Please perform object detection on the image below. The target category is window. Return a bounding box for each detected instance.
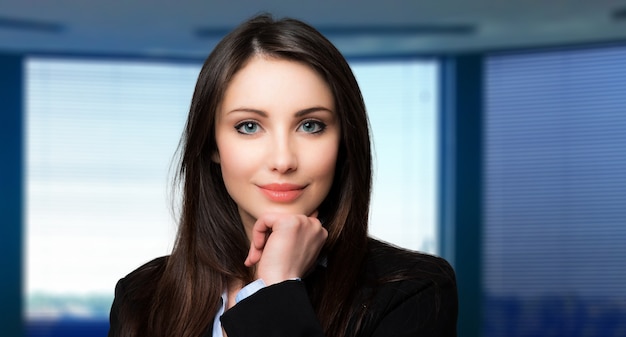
[484,45,626,336]
[25,59,197,320]
[352,61,439,253]
[25,57,439,321]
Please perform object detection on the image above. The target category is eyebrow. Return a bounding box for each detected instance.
[226,106,334,117]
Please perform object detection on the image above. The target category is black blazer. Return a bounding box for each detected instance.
[109,239,458,337]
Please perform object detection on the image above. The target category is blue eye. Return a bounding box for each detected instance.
[299,120,326,134]
[235,121,260,134]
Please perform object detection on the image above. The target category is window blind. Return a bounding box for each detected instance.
[25,58,200,319]
[484,46,626,336]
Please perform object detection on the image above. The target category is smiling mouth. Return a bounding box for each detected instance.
[258,183,305,203]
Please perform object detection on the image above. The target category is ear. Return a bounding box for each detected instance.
[211,151,220,164]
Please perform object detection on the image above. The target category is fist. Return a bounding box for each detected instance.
[244,212,328,285]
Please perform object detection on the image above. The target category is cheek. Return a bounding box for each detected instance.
[216,143,253,183]
[310,142,339,181]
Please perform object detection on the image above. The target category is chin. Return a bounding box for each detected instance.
[263,204,314,216]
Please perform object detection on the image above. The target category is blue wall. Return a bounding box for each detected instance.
[440,54,484,337]
[0,53,24,337]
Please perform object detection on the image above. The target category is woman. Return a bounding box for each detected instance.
[108,14,457,337]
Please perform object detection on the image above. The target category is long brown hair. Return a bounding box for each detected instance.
[149,14,372,336]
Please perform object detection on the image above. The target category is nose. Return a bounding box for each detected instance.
[268,133,297,173]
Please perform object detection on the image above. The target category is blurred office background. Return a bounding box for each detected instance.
[1,1,626,336]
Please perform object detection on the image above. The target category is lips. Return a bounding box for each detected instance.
[258,183,305,203]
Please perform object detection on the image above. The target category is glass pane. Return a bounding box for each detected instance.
[484,46,626,337]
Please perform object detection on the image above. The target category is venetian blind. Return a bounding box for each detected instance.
[484,45,626,336]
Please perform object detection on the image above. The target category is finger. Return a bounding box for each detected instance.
[251,216,274,249]
[245,215,275,266]
[244,245,261,267]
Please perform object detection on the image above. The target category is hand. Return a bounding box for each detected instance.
[244,212,328,286]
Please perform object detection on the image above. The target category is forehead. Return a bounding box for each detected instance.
[219,55,334,114]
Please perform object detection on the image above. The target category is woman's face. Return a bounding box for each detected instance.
[214,55,340,235]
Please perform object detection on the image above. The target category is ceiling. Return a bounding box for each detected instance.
[1,0,626,59]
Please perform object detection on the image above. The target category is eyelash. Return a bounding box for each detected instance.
[234,119,327,135]
[298,120,327,134]
[234,121,260,135]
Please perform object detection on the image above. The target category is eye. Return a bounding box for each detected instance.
[298,120,326,134]
[235,121,260,135]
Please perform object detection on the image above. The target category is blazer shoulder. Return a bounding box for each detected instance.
[124,256,168,281]
[113,257,168,315]
[109,256,169,336]
[356,239,458,335]
[365,238,456,286]
[119,256,168,296]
